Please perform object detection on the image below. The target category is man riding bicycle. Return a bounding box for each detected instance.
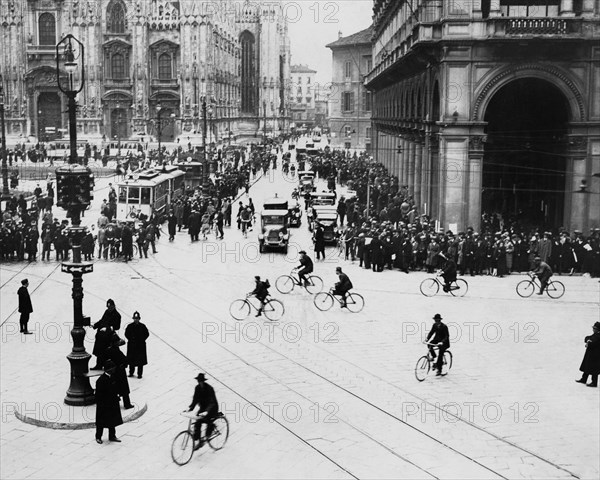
[187,373,218,450]
[531,256,553,295]
[437,253,457,292]
[296,250,314,287]
[426,314,450,376]
[249,275,270,317]
[333,267,353,308]
[240,206,252,236]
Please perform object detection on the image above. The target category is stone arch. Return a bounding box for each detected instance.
[473,64,585,122]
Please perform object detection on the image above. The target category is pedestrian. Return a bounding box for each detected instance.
[313,224,325,260]
[125,311,149,379]
[17,279,33,334]
[426,314,450,376]
[575,321,600,388]
[167,210,177,241]
[94,360,123,444]
[105,333,134,409]
[91,299,122,370]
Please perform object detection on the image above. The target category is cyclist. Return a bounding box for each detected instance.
[437,253,457,292]
[249,275,270,317]
[531,256,553,295]
[187,373,219,450]
[239,206,252,236]
[426,314,450,376]
[333,266,353,308]
[296,250,314,287]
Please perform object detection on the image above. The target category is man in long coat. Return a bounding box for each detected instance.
[95,360,123,444]
[125,311,149,379]
[105,333,134,409]
[576,321,600,387]
[17,279,33,334]
[91,299,122,370]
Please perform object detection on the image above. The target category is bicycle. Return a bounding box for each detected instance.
[275,269,323,294]
[414,343,453,381]
[171,411,229,466]
[419,274,468,297]
[106,239,139,261]
[229,295,285,321]
[516,272,565,299]
[336,235,346,257]
[313,288,364,313]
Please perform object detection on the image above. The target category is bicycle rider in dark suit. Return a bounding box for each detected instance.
[296,250,314,286]
[250,276,270,317]
[438,253,457,292]
[187,373,219,450]
[426,314,450,376]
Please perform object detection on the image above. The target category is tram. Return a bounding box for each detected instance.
[116,165,185,222]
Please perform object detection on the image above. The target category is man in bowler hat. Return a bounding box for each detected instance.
[576,322,600,387]
[426,314,450,375]
[95,360,123,444]
[125,311,149,379]
[17,279,33,334]
[91,299,122,370]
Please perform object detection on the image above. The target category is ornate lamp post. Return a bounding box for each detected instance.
[263,101,267,142]
[0,72,9,201]
[55,34,95,406]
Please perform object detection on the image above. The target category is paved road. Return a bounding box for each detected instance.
[1,152,599,479]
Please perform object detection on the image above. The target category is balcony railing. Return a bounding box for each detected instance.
[506,18,567,34]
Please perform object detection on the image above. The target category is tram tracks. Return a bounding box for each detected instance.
[119,254,580,479]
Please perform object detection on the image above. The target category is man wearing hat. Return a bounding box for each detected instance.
[125,311,149,379]
[426,314,450,375]
[531,257,553,295]
[575,322,600,387]
[295,250,314,287]
[188,373,219,449]
[17,279,33,334]
[95,360,123,444]
[438,253,457,292]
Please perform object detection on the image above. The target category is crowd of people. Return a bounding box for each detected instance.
[302,148,600,278]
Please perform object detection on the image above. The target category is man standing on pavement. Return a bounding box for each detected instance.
[575,321,600,387]
[17,279,33,334]
[426,314,450,376]
[125,311,149,379]
[95,360,123,444]
[187,373,219,450]
[91,299,122,370]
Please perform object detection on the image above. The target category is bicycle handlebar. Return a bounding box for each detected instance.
[423,342,444,347]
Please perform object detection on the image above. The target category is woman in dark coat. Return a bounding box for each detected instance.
[125,311,149,379]
[576,322,600,387]
[105,333,133,409]
[95,360,123,444]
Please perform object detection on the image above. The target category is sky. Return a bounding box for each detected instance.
[286,0,373,84]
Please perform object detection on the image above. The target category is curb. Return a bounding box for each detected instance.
[15,402,148,430]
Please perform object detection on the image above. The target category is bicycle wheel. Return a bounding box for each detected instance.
[264,299,284,321]
[419,278,439,297]
[132,244,139,257]
[314,292,334,311]
[516,280,535,298]
[108,244,117,261]
[171,431,195,466]
[440,351,453,376]
[275,275,295,294]
[546,280,565,299]
[229,299,251,321]
[450,279,468,297]
[207,415,229,451]
[305,275,324,294]
[345,292,364,313]
[415,356,430,382]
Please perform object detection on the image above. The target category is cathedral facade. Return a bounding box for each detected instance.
[0,0,291,145]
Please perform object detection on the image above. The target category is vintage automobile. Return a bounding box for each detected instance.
[263,197,288,211]
[313,209,338,245]
[298,172,316,194]
[310,191,336,206]
[288,203,302,228]
[258,210,290,253]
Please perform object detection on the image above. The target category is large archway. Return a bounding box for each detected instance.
[240,30,257,115]
[482,78,570,231]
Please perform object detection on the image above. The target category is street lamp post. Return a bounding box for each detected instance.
[55,34,95,406]
[0,73,9,201]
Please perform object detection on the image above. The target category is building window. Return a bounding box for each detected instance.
[500,1,559,17]
[342,92,354,112]
[38,13,56,46]
[307,77,311,84]
[363,90,372,112]
[366,127,372,139]
[344,142,351,149]
[345,61,352,79]
[366,58,372,72]
[111,53,126,78]
[297,77,302,84]
[158,53,172,80]
[305,97,311,104]
[107,1,126,33]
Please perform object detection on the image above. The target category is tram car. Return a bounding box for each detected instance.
[175,161,204,189]
[116,165,185,222]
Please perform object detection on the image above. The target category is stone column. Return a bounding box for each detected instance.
[414,138,423,210]
[560,0,575,16]
[439,131,469,231]
[407,136,416,197]
[489,1,501,17]
[399,137,407,186]
[404,139,412,190]
[468,135,485,231]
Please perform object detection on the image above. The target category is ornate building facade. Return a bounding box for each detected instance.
[0,0,290,145]
[365,0,600,233]
[326,26,372,151]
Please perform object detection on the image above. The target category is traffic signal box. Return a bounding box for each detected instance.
[55,164,94,209]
